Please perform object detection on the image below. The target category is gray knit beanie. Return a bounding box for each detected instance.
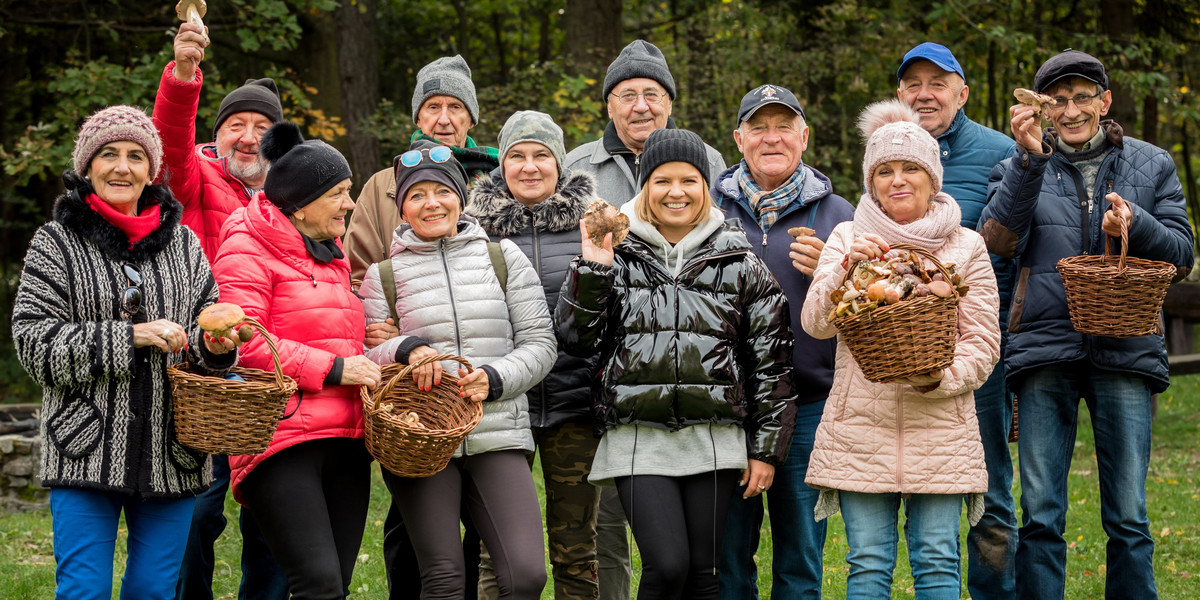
[412,55,479,125]
[73,105,164,182]
[498,111,566,176]
[637,128,709,189]
[602,40,677,102]
[858,99,943,203]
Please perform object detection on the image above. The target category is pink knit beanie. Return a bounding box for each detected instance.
[858,99,942,203]
[72,105,163,182]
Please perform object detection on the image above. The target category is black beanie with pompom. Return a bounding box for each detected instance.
[261,122,352,215]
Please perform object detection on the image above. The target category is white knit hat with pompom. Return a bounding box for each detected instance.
[858,99,942,203]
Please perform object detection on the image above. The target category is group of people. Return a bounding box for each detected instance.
[12,17,1192,600]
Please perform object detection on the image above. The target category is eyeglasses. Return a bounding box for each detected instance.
[1045,91,1103,114]
[610,91,667,106]
[397,145,453,168]
[121,263,143,320]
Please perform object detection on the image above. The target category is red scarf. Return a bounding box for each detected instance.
[85,193,161,247]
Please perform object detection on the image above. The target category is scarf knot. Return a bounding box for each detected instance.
[738,163,805,232]
[851,191,962,252]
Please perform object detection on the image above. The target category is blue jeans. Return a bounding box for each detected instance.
[719,399,825,600]
[1014,362,1157,600]
[51,487,196,600]
[840,491,964,600]
[966,362,1017,600]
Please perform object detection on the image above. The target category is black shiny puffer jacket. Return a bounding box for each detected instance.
[466,169,601,429]
[556,219,797,465]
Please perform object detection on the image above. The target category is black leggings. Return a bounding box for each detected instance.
[240,438,372,600]
[382,449,547,600]
[614,470,741,600]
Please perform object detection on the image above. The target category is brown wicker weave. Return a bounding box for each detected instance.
[169,317,297,455]
[363,354,483,478]
[1057,218,1175,338]
[833,244,961,383]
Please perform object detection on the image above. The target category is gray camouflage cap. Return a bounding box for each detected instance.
[498,110,566,175]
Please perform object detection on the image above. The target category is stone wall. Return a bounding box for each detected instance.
[0,404,47,512]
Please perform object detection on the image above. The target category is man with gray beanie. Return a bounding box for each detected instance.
[979,49,1193,600]
[564,39,725,209]
[346,54,500,288]
[151,20,288,600]
[562,38,725,600]
[896,41,1018,600]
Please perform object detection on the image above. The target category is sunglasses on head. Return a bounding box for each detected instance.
[121,263,143,320]
[397,145,453,169]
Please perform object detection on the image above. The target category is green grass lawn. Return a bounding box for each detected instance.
[3,375,1198,599]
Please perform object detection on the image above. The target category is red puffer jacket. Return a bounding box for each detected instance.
[153,62,256,262]
[212,193,366,502]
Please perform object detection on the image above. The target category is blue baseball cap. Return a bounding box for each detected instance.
[897,42,966,83]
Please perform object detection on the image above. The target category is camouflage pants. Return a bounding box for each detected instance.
[479,421,601,599]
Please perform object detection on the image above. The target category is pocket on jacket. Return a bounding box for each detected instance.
[46,392,103,459]
[1008,267,1030,333]
[167,418,205,475]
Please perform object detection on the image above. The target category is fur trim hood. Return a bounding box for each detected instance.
[52,171,183,262]
[466,169,598,236]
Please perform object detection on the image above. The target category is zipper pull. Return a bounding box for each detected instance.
[310,274,317,287]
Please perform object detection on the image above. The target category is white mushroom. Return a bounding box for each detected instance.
[176,0,209,44]
[1013,87,1057,117]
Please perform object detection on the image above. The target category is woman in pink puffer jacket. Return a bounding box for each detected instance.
[800,100,1000,599]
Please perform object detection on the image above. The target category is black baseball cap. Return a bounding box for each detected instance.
[737,84,805,127]
[1034,50,1109,93]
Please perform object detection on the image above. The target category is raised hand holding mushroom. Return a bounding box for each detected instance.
[175,0,209,44]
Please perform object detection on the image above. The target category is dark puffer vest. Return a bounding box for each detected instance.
[466,169,601,428]
[556,219,797,464]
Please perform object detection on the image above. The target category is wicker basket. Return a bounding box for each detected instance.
[169,318,297,455]
[363,353,483,478]
[1057,219,1175,338]
[833,244,960,383]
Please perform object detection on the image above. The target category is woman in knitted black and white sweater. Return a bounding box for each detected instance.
[12,106,239,600]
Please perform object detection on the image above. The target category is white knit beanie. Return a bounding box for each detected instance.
[858,99,942,203]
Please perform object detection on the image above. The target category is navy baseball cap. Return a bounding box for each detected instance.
[897,42,966,83]
[737,84,805,126]
[1034,50,1109,93]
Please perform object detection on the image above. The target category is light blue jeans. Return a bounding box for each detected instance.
[840,491,964,600]
[1014,362,1157,600]
[51,486,195,600]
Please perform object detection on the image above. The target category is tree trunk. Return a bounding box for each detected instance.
[563,0,623,79]
[491,8,509,85]
[334,0,381,190]
[1100,0,1137,128]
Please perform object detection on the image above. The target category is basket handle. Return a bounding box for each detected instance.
[838,242,955,291]
[1102,211,1131,275]
[240,317,288,390]
[368,353,476,416]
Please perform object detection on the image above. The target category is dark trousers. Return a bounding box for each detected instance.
[240,438,372,600]
[175,454,288,600]
[382,486,482,600]
[615,470,740,600]
[383,450,547,600]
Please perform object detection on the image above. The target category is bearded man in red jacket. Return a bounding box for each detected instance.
[151,21,289,600]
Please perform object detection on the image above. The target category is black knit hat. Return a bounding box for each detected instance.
[602,40,677,102]
[637,128,709,189]
[260,122,352,215]
[212,78,285,140]
[393,140,470,209]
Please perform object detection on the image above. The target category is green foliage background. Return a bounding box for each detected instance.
[2,0,1200,400]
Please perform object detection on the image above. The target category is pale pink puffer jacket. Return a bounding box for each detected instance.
[801,222,999,495]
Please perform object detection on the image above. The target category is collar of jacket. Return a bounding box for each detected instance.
[466,169,598,236]
[937,109,969,142]
[241,192,349,275]
[53,178,182,262]
[621,216,752,274]
[390,215,489,256]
